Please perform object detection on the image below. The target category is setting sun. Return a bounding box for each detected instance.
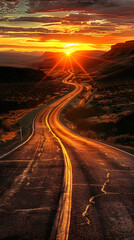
[66,51,71,56]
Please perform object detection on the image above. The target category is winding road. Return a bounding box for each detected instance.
[0,71,134,240]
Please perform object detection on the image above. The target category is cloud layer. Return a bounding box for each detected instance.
[0,0,134,52]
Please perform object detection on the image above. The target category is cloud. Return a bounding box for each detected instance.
[91,21,114,26]
[75,25,115,34]
[0,26,59,34]
[1,1,134,20]
[65,12,96,22]
[5,13,97,24]
[0,0,134,51]
[26,0,134,13]
[9,16,62,23]
[1,1,134,28]
[27,0,95,13]
[0,0,21,12]
[25,0,134,30]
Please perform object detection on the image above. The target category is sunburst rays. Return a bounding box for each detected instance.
[39,50,97,83]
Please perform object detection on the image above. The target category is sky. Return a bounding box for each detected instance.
[0,0,134,53]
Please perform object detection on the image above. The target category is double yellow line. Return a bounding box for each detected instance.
[45,110,72,240]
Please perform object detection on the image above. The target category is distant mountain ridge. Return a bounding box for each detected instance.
[0,40,134,71]
[36,50,106,69]
[91,40,134,82]
[102,40,134,61]
[0,52,44,68]
[0,50,106,69]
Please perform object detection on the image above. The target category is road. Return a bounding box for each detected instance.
[0,71,134,240]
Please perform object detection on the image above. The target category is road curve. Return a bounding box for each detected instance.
[0,71,134,240]
[0,71,83,240]
[47,72,134,240]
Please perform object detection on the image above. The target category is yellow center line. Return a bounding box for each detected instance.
[44,71,82,239]
[45,110,72,240]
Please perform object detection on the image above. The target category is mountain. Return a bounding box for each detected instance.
[35,50,106,70]
[73,50,106,58]
[36,42,134,79]
[102,40,134,61]
[36,52,64,69]
[0,51,44,68]
[89,40,134,82]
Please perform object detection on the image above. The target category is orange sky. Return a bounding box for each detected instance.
[0,0,134,53]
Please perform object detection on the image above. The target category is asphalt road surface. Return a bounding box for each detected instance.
[0,71,134,240]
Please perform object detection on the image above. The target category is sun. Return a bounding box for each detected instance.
[65,51,71,56]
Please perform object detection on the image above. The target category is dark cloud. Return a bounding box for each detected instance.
[9,16,62,23]
[1,0,134,45]
[65,13,98,22]
[94,6,134,18]
[0,0,21,12]
[7,13,98,25]
[75,25,115,34]
[1,0,134,18]
[27,0,134,13]
[0,26,59,34]
[27,0,95,13]
[0,23,115,38]
[18,1,134,29]
[1,0,134,27]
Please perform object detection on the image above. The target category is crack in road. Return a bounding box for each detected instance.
[82,169,110,225]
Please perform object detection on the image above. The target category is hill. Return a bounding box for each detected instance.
[89,40,134,82]
[102,40,134,60]
[0,51,44,68]
[36,50,106,70]
[0,66,45,84]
